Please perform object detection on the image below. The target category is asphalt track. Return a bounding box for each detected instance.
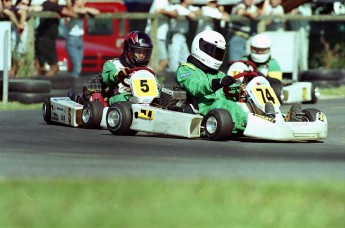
[1,98,344,180]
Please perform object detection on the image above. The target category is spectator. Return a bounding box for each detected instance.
[289,3,312,71]
[34,0,75,77]
[1,0,24,32]
[262,0,285,31]
[227,0,261,62]
[65,0,99,78]
[167,0,200,72]
[145,0,177,73]
[196,0,229,35]
[1,0,27,77]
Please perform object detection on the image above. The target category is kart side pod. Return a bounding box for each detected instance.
[130,104,203,138]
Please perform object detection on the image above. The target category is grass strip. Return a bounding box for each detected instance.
[0,179,344,227]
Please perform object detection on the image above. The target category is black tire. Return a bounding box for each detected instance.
[302,83,318,104]
[269,80,283,104]
[203,109,233,141]
[300,69,345,81]
[43,96,53,124]
[34,75,76,89]
[302,108,321,122]
[106,101,137,135]
[304,79,342,88]
[82,101,104,129]
[5,79,52,93]
[67,88,80,103]
[8,92,49,104]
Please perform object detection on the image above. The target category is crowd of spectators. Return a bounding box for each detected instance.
[0,0,342,77]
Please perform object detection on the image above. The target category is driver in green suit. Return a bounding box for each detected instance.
[175,30,248,133]
[101,31,153,105]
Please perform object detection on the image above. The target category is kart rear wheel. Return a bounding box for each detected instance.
[106,101,138,136]
[302,108,321,122]
[82,101,104,129]
[42,96,52,124]
[203,109,233,141]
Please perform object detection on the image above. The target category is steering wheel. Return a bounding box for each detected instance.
[223,61,259,97]
[120,67,156,87]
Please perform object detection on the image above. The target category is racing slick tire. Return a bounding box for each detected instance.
[43,96,53,124]
[106,101,138,136]
[302,83,318,104]
[302,108,322,122]
[82,101,104,129]
[203,108,233,141]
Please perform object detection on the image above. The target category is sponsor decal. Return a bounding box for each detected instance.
[57,107,65,112]
[52,113,59,122]
[138,109,154,120]
[179,72,191,78]
[318,112,325,122]
[68,108,71,125]
[252,113,276,123]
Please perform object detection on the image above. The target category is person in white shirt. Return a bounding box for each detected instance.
[196,0,229,35]
[228,0,261,62]
[262,0,285,31]
[145,0,177,72]
[66,0,99,78]
[167,0,200,72]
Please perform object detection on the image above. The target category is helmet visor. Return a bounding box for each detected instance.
[199,39,225,62]
[130,45,153,63]
[251,46,270,54]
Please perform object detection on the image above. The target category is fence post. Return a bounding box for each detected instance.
[149,16,159,72]
[1,22,11,106]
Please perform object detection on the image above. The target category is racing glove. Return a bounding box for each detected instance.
[116,67,130,81]
[211,76,236,92]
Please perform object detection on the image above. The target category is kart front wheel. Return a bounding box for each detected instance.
[106,101,138,136]
[82,101,104,129]
[42,97,52,124]
[203,109,233,141]
[302,108,322,122]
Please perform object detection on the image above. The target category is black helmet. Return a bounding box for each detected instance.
[122,31,153,67]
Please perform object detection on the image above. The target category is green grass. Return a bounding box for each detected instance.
[319,85,345,96]
[0,179,344,227]
[0,101,42,111]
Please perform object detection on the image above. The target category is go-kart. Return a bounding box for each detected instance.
[227,61,320,104]
[43,73,111,129]
[212,61,327,141]
[42,67,204,138]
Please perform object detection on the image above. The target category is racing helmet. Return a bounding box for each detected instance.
[227,61,252,82]
[191,30,226,70]
[122,31,153,67]
[250,33,272,63]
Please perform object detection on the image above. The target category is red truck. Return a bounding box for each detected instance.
[56,0,129,74]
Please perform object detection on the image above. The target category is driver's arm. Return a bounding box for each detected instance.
[101,61,121,87]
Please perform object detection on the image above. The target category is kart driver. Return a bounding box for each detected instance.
[240,33,302,121]
[101,31,153,105]
[175,30,249,134]
[241,33,282,94]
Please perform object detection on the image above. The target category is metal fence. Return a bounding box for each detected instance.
[2,12,345,75]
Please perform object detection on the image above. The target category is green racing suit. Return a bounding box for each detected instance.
[176,62,248,132]
[101,59,132,105]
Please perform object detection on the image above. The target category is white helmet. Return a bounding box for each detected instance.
[250,33,272,63]
[227,61,252,82]
[191,30,226,70]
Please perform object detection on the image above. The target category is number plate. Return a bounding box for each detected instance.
[252,85,280,105]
